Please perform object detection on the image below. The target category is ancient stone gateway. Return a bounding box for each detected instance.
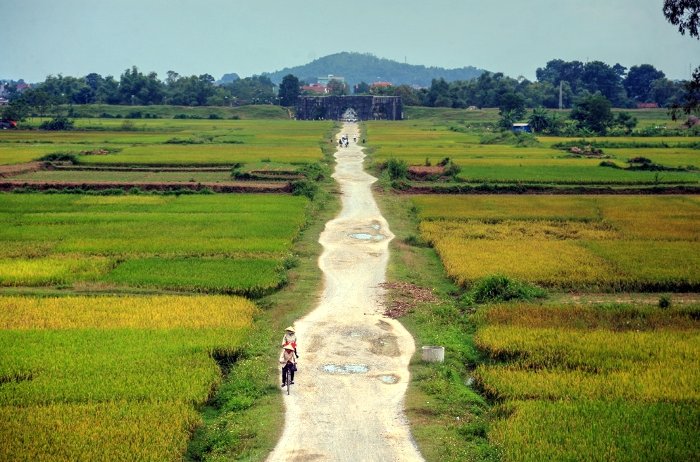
[295,95,403,121]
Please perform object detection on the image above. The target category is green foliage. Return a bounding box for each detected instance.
[291,179,319,200]
[384,158,408,180]
[278,74,301,107]
[570,93,614,134]
[465,275,546,305]
[659,294,672,309]
[38,152,79,163]
[39,116,74,130]
[528,107,562,134]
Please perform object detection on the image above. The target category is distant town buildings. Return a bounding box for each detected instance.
[301,83,328,94]
[317,74,345,85]
[370,81,393,90]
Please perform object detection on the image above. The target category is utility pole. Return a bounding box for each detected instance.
[559,80,563,110]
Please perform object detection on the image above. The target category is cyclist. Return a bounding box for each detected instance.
[279,344,297,387]
[282,326,299,358]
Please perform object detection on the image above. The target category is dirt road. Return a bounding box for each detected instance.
[266,123,424,462]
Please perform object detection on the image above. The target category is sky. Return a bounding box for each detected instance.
[1,0,698,83]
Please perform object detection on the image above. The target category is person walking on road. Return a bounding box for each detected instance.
[280,344,297,387]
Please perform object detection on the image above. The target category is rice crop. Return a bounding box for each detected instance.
[0,256,112,286]
[474,302,700,461]
[12,169,235,183]
[0,194,307,292]
[0,119,333,166]
[105,257,285,296]
[489,400,700,462]
[0,295,255,461]
[413,195,700,291]
[0,401,199,462]
[364,117,700,185]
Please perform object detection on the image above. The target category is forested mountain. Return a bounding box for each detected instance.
[264,52,485,87]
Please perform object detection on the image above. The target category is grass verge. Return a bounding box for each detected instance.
[376,191,498,462]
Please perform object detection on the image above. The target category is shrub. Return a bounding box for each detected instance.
[599,161,620,169]
[290,179,318,199]
[299,162,328,181]
[39,116,74,130]
[658,295,671,309]
[385,158,408,180]
[39,153,79,163]
[465,275,546,305]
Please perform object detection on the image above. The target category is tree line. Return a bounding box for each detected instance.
[1,66,277,116]
[362,60,688,110]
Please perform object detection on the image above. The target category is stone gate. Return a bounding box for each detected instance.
[295,95,403,121]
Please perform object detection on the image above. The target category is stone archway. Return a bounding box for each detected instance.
[341,108,358,122]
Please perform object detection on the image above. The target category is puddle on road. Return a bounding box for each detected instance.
[349,233,386,241]
[378,374,399,384]
[322,364,369,374]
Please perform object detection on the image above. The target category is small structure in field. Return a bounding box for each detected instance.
[512,123,531,133]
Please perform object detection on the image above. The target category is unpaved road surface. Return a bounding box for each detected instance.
[267,123,424,462]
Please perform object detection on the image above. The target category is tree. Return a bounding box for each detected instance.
[498,91,526,120]
[96,76,120,104]
[663,0,700,116]
[326,79,348,96]
[278,74,300,107]
[354,81,370,94]
[614,112,638,134]
[570,93,614,134]
[528,108,552,133]
[581,61,628,106]
[425,78,449,106]
[651,78,685,106]
[23,88,55,116]
[1,98,30,121]
[536,59,585,94]
[118,66,164,105]
[663,0,700,37]
[225,75,275,104]
[624,64,665,102]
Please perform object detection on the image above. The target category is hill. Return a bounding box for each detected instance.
[263,52,485,88]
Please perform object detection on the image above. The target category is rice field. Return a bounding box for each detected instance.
[0,295,256,461]
[365,117,700,185]
[0,119,333,166]
[0,194,308,294]
[473,302,700,461]
[413,195,700,291]
[9,169,235,183]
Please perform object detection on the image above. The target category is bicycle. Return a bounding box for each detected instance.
[285,364,292,395]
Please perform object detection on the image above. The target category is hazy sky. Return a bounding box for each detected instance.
[2,0,698,83]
